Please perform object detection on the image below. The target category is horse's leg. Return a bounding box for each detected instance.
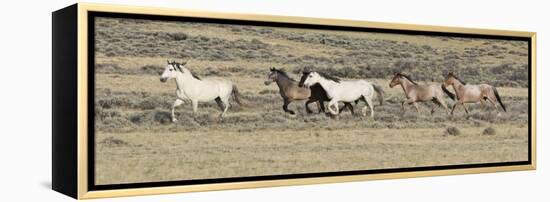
[436,96,449,114]
[348,102,355,115]
[215,97,224,111]
[318,101,326,113]
[305,99,314,114]
[412,103,420,113]
[451,103,458,115]
[327,100,338,115]
[220,97,230,119]
[337,103,347,114]
[461,102,470,114]
[480,99,486,111]
[363,96,374,118]
[171,99,184,122]
[401,98,414,113]
[337,103,345,114]
[451,102,458,115]
[340,102,354,115]
[191,100,199,119]
[430,100,438,115]
[486,96,499,112]
[283,99,295,115]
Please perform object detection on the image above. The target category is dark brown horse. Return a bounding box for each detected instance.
[264,68,353,115]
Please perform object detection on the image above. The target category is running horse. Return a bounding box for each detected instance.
[443,72,506,115]
[389,72,454,114]
[298,69,357,114]
[264,68,354,115]
[302,71,384,117]
[160,60,243,122]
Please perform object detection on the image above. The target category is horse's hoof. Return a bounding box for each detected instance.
[172,118,178,123]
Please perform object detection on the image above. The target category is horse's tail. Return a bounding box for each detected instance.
[492,86,506,112]
[372,84,384,105]
[441,84,455,100]
[232,85,244,106]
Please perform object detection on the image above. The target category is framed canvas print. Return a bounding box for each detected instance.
[52,3,536,199]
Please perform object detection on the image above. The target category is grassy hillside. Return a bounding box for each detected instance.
[93,17,530,185]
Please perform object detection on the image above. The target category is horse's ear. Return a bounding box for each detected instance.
[303,66,311,73]
[167,60,170,64]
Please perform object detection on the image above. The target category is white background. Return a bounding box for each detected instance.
[0,0,547,201]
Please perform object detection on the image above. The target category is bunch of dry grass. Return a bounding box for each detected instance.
[482,127,497,135]
[445,127,461,136]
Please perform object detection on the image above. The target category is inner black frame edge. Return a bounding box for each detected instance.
[87,11,533,191]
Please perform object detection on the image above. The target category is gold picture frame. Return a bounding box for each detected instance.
[52,3,536,199]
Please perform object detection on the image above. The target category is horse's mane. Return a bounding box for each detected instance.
[175,63,201,80]
[317,71,340,83]
[271,68,295,81]
[191,72,201,80]
[399,73,417,85]
[450,74,466,85]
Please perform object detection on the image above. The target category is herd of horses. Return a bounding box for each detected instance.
[160,60,507,122]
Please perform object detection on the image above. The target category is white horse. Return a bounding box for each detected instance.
[302,71,383,117]
[160,61,242,122]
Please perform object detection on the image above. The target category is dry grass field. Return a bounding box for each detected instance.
[94,17,529,185]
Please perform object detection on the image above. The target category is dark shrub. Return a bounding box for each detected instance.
[154,111,172,124]
[482,127,496,135]
[445,127,460,136]
[167,32,188,41]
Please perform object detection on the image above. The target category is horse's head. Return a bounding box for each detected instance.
[160,60,187,82]
[265,67,285,85]
[298,71,310,87]
[302,71,321,87]
[443,72,455,87]
[389,72,403,88]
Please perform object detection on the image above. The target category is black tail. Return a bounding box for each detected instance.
[441,84,455,100]
[232,85,243,106]
[373,84,384,105]
[492,86,506,112]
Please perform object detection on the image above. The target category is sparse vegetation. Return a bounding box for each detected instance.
[446,127,461,136]
[483,127,497,136]
[93,17,530,185]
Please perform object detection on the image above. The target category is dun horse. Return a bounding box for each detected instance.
[160,61,243,122]
[443,72,506,115]
[389,72,454,114]
[264,68,353,115]
[302,71,384,117]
